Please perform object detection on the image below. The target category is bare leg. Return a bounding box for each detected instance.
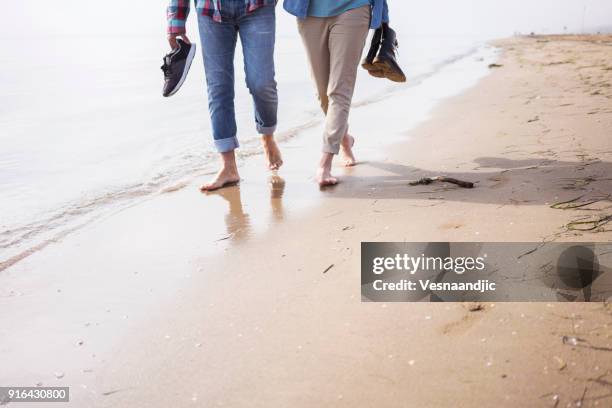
[341,133,356,167]
[200,150,241,192]
[261,134,283,171]
[316,152,338,187]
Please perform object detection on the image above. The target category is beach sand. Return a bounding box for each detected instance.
[1,35,612,407]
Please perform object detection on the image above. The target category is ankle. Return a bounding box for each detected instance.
[261,134,275,144]
[221,163,238,174]
[219,158,238,173]
[319,153,334,169]
[219,150,238,173]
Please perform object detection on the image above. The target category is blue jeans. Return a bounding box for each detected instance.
[197,3,278,153]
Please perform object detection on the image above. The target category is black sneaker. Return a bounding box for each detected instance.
[161,39,196,97]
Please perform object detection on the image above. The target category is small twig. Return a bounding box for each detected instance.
[518,242,546,259]
[577,386,587,407]
[102,388,131,396]
[567,215,612,231]
[586,373,612,388]
[562,335,612,352]
[215,233,234,242]
[539,392,560,408]
[409,176,474,189]
[551,194,611,210]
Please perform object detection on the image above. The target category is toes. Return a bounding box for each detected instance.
[342,153,356,167]
[200,178,238,192]
[268,158,283,171]
[200,182,221,192]
[319,177,338,187]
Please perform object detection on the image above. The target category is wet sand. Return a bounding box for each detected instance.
[1,35,612,407]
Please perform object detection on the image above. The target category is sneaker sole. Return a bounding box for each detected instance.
[375,59,406,83]
[165,44,197,97]
[362,61,385,78]
[361,61,376,71]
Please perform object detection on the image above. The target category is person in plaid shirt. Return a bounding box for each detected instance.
[167,0,282,191]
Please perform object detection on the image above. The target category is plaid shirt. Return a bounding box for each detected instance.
[167,0,275,34]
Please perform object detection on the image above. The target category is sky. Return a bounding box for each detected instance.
[3,0,612,39]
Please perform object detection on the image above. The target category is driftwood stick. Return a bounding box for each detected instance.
[409,176,474,189]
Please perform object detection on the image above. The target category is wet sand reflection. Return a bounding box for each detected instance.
[206,175,286,242]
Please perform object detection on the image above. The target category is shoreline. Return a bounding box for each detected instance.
[1,35,611,407]
[0,40,496,273]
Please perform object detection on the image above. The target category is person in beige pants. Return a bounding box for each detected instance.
[297,5,371,186]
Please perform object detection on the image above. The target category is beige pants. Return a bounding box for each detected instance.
[297,5,371,154]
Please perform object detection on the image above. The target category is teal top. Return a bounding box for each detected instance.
[307,0,371,18]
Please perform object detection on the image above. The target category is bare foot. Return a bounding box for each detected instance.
[341,134,356,167]
[317,153,338,187]
[200,167,240,192]
[262,135,283,171]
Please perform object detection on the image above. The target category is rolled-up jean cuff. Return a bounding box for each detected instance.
[214,136,240,153]
[322,144,340,155]
[257,124,277,135]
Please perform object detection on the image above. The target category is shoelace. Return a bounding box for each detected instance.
[393,39,400,56]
